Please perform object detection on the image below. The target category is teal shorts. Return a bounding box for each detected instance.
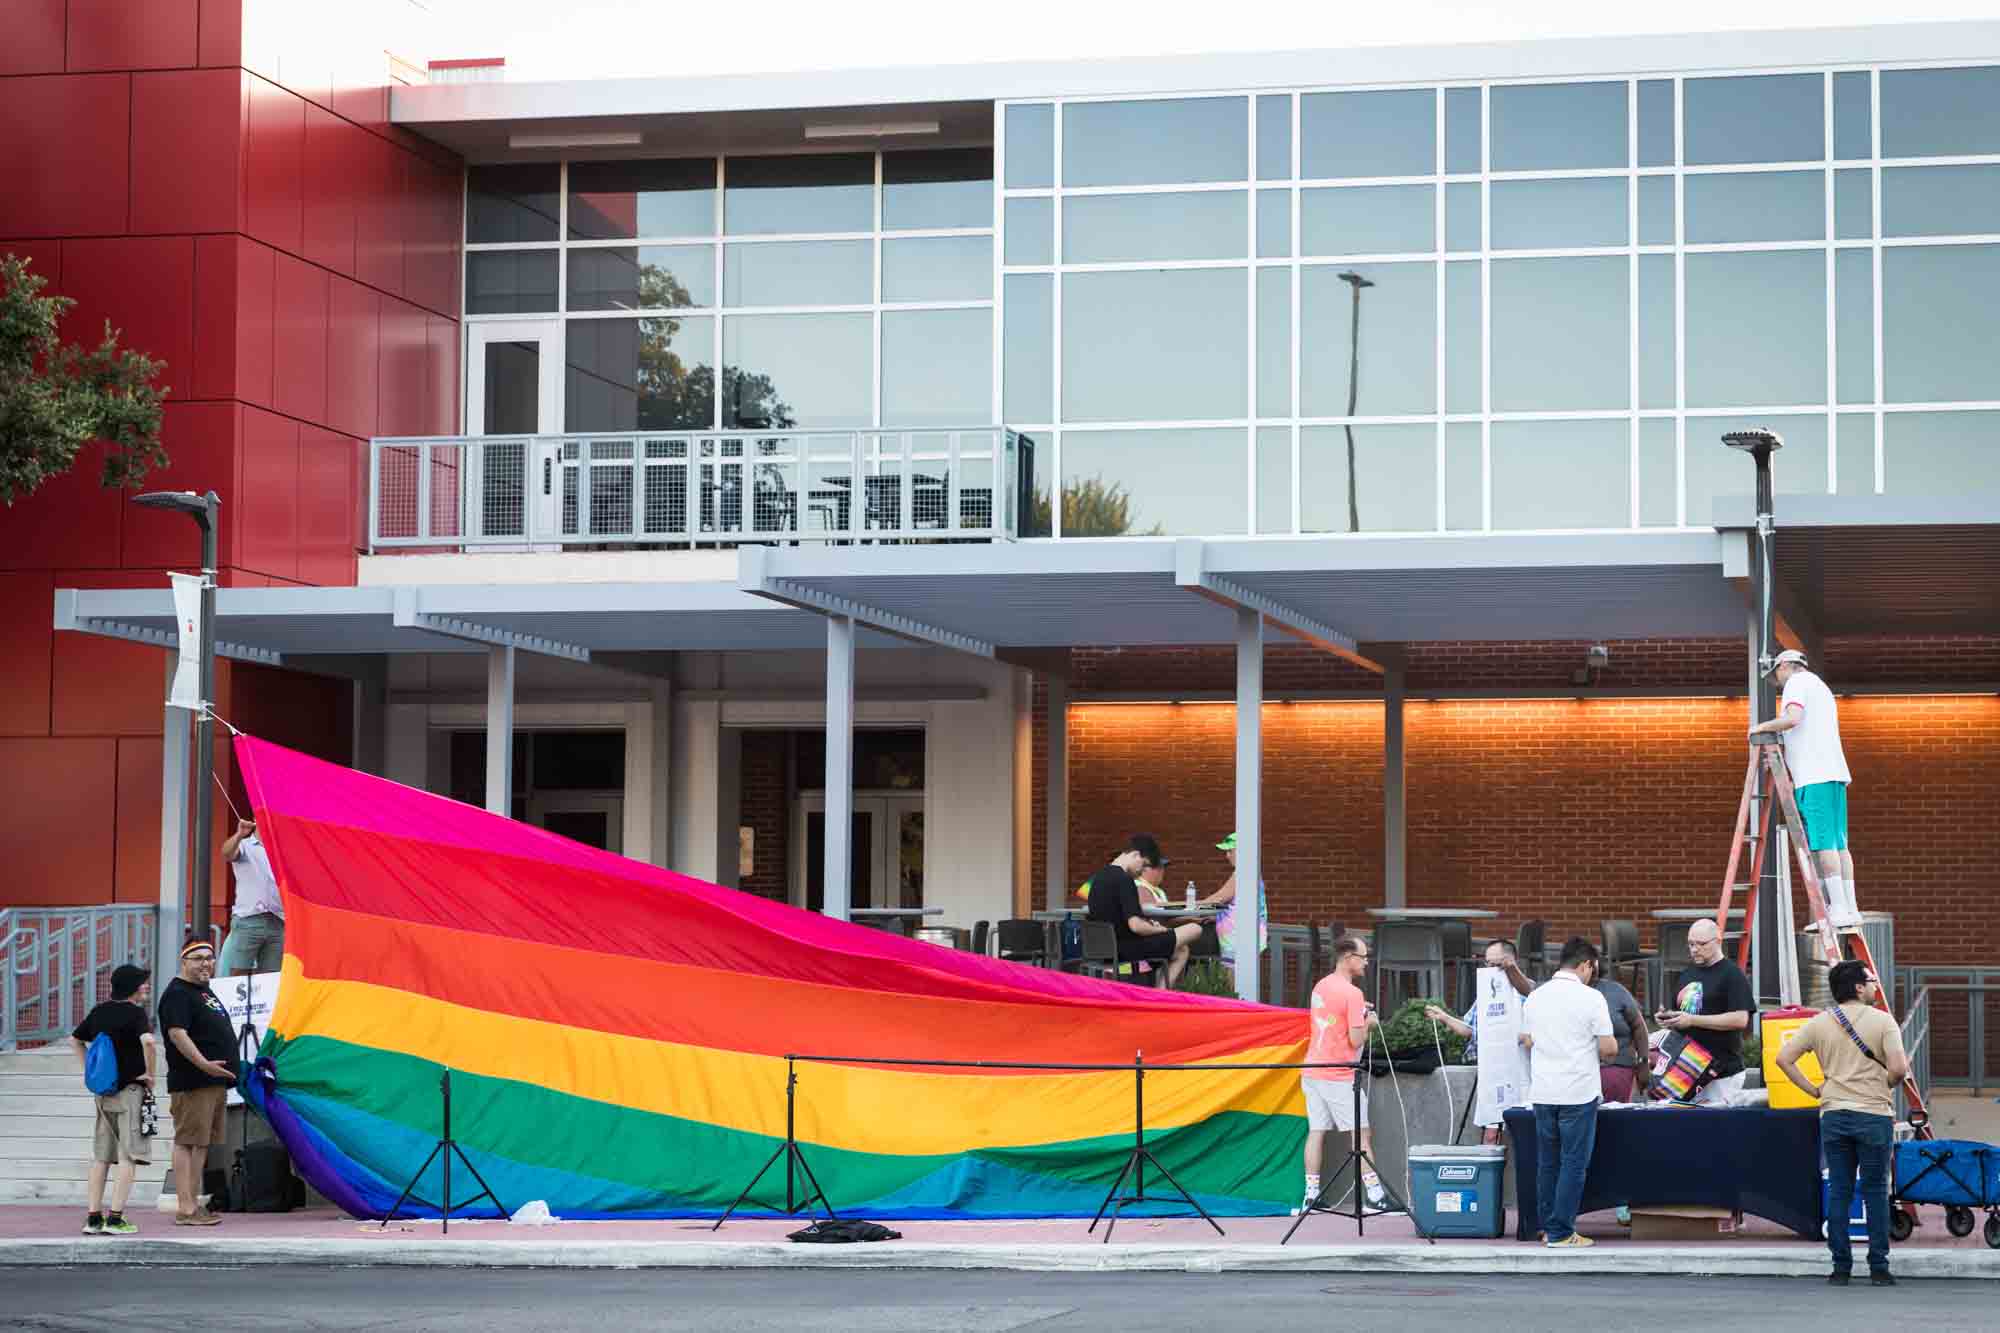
[1796,781,1849,852]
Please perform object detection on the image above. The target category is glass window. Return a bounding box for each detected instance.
[1003,274,1052,422]
[1836,248,1872,406]
[1445,182,1480,253]
[467,164,559,244]
[1301,89,1434,179]
[1444,87,1481,174]
[882,308,991,426]
[1638,80,1675,168]
[1884,244,2000,403]
[1059,428,1247,535]
[1639,253,1674,411]
[1063,97,1247,187]
[1833,71,1872,161]
[564,315,714,432]
[1684,415,1827,524]
[1638,175,1673,245]
[1257,426,1290,532]
[722,241,871,307]
[724,154,873,235]
[1835,168,1873,240]
[567,244,715,312]
[1490,419,1628,529]
[1443,422,1480,530]
[1881,66,2000,158]
[1884,164,2000,238]
[882,148,992,230]
[465,249,557,314]
[1837,413,1875,494]
[1301,424,1436,533]
[1685,250,1826,408]
[1258,266,1289,418]
[1257,189,1291,258]
[1444,261,1479,415]
[567,159,714,240]
[1004,197,1052,265]
[1257,95,1292,181]
[1490,82,1626,171]
[1300,262,1435,417]
[1062,268,1246,422]
[1685,171,1824,244]
[1004,104,1054,189]
[1491,256,1628,412]
[1301,185,1433,256]
[1062,190,1247,263]
[1685,74,1823,165]
[1639,418,1676,525]
[1490,178,1625,249]
[722,313,871,428]
[1884,411,1999,497]
[882,236,991,303]
[1018,430,1051,536]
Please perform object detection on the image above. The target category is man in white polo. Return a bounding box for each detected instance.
[1750,649,1859,928]
[1520,937,1615,1248]
[219,817,285,975]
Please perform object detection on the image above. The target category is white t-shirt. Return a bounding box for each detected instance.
[230,833,284,920]
[1521,970,1612,1106]
[1779,668,1852,787]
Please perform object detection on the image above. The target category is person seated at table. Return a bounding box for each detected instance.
[1425,939,1535,1144]
[1197,832,1267,971]
[1075,854,1170,978]
[1082,834,1202,987]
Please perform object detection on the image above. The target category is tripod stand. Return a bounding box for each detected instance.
[1088,1052,1225,1244]
[1280,1070,1432,1244]
[380,1068,507,1234]
[713,1057,836,1230]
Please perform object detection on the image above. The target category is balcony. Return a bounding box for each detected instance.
[367,429,1025,552]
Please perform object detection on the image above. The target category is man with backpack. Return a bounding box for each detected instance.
[69,963,159,1235]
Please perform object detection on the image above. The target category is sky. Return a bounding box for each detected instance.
[422,0,2000,83]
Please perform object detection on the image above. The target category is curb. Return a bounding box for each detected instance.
[1,1238,1994,1277]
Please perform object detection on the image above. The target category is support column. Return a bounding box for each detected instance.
[485,645,516,816]
[157,654,191,996]
[1044,673,1069,911]
[1383,656,1407,909]
[823,615,856,920]
[1234,607,1262,1002]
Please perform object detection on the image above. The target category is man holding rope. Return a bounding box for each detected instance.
[1300,937,1387,1213]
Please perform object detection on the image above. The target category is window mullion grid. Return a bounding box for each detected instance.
[713,156,726,430]
[1479,82,1492,531]
[1823,71,1838,495]
[1291,90,1302,535]
[992,104,1006,442]
[1246,95,1258,535]
[1434,85,1447,533]
[1871,67,1886,493]
[873,150,884,434]
[1673,75,1687,529]
[1052,101,1065,538]
[1627,79,1640,530]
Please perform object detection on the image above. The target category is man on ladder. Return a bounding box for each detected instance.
[1749,649,1861,933]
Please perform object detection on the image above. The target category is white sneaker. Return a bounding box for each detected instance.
[1364,1176,1387,1209]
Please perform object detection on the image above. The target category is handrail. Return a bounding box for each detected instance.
[1900,985,1931,1120]
[0,906,158,1051]
[1902,968,1998,1099]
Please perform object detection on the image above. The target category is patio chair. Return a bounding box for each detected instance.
[1599,918,1658,1006]
[1658,920,1696,1005]
[993,919,1048,967]
[1439,919,1474,1009]
[1075,921,1119,981]
[1373,921,1445,1011]
[970,919,990,957]
[1264,924,1316,1007]
[1515,919,1550,983]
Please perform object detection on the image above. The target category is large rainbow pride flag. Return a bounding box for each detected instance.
[236,735,1311,1219]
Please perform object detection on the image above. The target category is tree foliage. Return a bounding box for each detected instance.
[1030,474,1165,538]
[0,254,168,505]
[627,263,795,432]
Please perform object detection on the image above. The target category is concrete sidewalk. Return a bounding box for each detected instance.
[2,1205,1994,1277]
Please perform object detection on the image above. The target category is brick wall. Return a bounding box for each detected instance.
[737,729,790,903]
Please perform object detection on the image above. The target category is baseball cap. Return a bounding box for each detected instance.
[1215,832,1237,851]
[110,964,150,999]
[1761,648,1809,678]
[1125,833,1168,867]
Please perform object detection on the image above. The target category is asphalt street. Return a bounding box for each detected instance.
[2,1268,1992,1331]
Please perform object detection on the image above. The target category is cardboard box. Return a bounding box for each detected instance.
[1628,1205,1738,1241]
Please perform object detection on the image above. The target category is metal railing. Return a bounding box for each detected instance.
[2,906,158,1051]
[1902,968,2000,1099]
[1900,984,1931,1120]
[369,428,1024,551]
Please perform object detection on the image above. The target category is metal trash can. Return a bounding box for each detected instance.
[1407,1144,1507,1238]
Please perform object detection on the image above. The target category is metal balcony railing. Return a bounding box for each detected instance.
[368,428,1025,552]
[2,906,158,1051]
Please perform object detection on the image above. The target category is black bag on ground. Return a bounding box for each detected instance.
[787,1218,902,1243]
[202,1166,233,1211]
[231,1140,303,1213]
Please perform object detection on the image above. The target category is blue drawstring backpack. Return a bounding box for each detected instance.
[82,1033,120,1095]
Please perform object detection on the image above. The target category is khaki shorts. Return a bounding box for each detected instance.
[1303,1076,1369,1132]
[169,1085,227,1147]
[92,1085,151,1165]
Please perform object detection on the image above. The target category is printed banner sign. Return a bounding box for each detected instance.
[218,970,281,1105]
[167,572,204,711]
[1473,966,1529,1126]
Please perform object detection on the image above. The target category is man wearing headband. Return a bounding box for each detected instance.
[157,940,238,1225]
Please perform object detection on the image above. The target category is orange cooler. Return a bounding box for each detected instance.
[1761,1006,1823,1109]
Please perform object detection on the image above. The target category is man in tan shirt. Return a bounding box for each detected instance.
[1776,960,1910,1287]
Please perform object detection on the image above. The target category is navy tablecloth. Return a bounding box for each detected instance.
[1503,1105,1823,1240]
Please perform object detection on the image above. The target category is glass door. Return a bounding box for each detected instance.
[794,794,926,914]
[466,319,562,542]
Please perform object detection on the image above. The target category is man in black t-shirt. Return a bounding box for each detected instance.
[1658,917,1756,1104]
[1083,834,1204,986]
[157,940,239,1226]
[70,963,158,1235]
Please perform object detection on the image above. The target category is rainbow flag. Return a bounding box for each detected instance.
[236,737,1311,1219]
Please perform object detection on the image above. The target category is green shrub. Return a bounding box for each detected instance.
[1378,997,1470,1063]
[1174,959,1240,997]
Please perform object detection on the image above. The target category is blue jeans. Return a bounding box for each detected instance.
[1822,1109,1893,1273]
[221,912,284,976]
[1535,1099,1600,1242]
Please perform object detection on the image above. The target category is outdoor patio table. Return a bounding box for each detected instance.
[849,907,944,920]
[1650,908,1747,920]
[1503,1104,1822,1240]
[1141,904,1220,918]
[1366,908,1499,920]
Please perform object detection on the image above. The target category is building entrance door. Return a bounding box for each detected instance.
[528,795,624,853]
[793,793,924,915]
[465,318,562,541]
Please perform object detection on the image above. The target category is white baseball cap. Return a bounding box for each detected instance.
[1762,648,1809,677]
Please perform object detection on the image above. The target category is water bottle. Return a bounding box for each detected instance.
[1185,881,1197,909]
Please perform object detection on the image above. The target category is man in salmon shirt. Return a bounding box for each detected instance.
[1300,936,1386,1213]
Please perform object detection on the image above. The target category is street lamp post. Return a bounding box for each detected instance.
[1724,429,1783,1003]
[1337,271,1375,533]
[134,490,221,944]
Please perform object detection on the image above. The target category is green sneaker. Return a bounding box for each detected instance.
[100,1215,138,1235]
[81,1213,104,1236]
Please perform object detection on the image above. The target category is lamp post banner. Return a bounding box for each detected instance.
[167,572,204,711]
